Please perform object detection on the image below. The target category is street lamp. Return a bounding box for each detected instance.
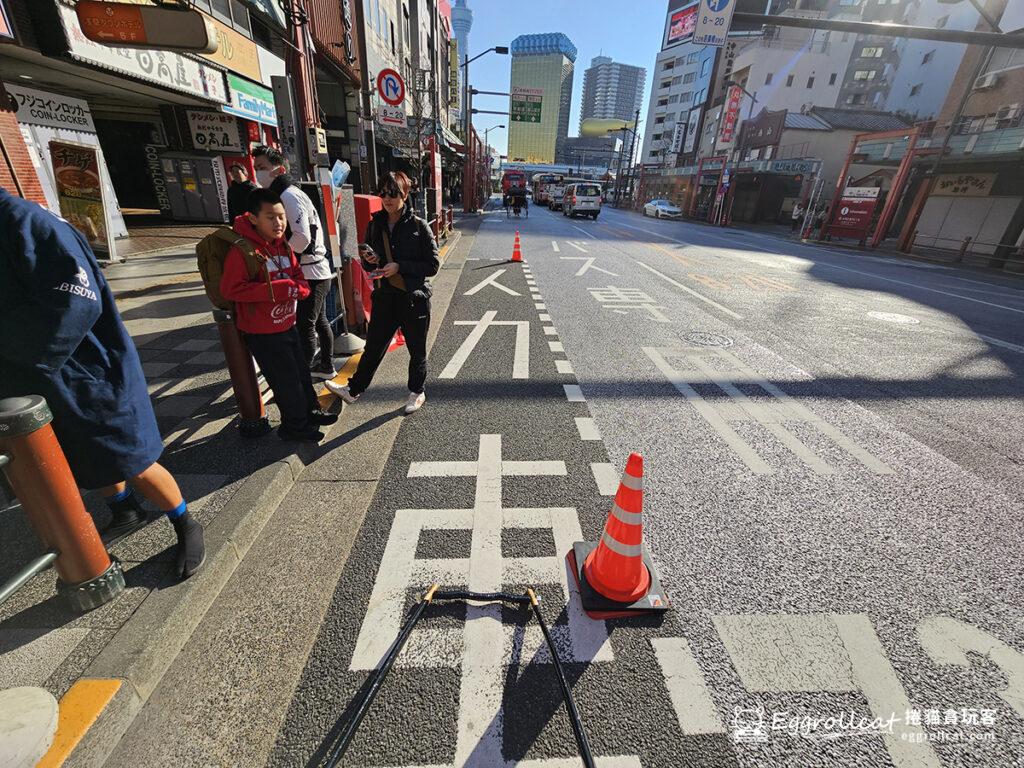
[462,46,509,139]
[460,46,509,212]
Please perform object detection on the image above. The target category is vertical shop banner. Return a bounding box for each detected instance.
[430,136,442,222]
[510,87,543,123]
[670,122,685,154]
[683,108,701,154]
[187,110,243,152]
[719,85,743,144]
[49,141,114,259]
[449,39,460,107]
[829,186,880,240]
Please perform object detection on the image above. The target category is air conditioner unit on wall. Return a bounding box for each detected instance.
[973,73,1000,91]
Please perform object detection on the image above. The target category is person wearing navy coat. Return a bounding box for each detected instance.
[0,188,204,580]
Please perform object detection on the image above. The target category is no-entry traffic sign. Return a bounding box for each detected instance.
[377,68,405,106]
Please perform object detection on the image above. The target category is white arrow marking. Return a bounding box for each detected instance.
[463,268,521,297]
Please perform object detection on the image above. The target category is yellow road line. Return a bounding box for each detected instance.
[36,679,121,768]
[598,223,695,267]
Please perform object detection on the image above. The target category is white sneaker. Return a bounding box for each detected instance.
[325,381,359,404]
[404,391,426,414]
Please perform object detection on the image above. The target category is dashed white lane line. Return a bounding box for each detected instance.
[651,637,727,735]
[551,240,560,252]
[635,260,744,320]
[548,341,564,352]
[543,326,558,336]
[555,360,574,374]
[535,303,547,310]
[563,384,585,402]
[539,313,552,322]
[574,417,601,441]
[567,241,588,253]
[590,463,619,495]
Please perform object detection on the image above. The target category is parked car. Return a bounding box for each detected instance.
[562,182,602,220]
[644,199,682,219]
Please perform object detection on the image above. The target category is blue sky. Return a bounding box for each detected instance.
[463,0,668,158]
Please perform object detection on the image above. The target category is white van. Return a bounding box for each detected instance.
[562,182,602,220]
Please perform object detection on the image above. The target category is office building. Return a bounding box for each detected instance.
[507,33,577,164]
[579,56,646,131]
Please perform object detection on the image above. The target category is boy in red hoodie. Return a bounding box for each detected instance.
[220,189,337,442]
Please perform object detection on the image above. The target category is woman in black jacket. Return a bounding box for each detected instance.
[326,171,440,414]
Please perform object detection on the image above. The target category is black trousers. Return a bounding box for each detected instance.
[349,289,430,396]
[244,326,319,431]
[297,278,334,367]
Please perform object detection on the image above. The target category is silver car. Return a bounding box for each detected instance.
[644,199,682,219]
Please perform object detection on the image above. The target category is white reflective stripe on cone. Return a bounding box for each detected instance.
[600,530,643,558]
[619,473,642,491]
[610,501,642,525]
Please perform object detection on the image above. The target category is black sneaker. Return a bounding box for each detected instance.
[308,409,339,426]
[101,493,149,543]
[278,426,325,443]
[310,361,338,380]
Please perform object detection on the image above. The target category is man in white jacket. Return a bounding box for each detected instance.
[253,146,336,379]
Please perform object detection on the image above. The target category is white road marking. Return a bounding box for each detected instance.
[590,462,618,495]
[518,758,641,768]
[651,637,727,734]
[574,417,601,441]
[976,333,1024,355]
[551,240,560,252]
[548,340,564,352]
[441,311,530,379]
[635,261,743,320]
[539,313,551,322]
[560,256,618,277]
[567,241,588,253]
[464,269,521,297]
[535,303,546,310]
[555,360,574,374]
[563,384,585,402]
[570,224,595,239]
[543,326,557,336]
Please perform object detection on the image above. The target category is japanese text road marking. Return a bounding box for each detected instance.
[463,269,521,297]
[560,256,618,277]
[440,311,530,380]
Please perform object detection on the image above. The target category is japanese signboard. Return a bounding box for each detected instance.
[59,5,227,103]
[200,15,262,82]
[694,0,736,48]
[719,85,743,144]
[666,3,698,47]
[75,0,216,53]
[187,110,243,152]
[223,74,277,126]
[49,140,114,259]
[449,39,460,106]
[933,173,996,197]
[829,186,880,241]
[510,87,543,124]
[377,104,406,127]
[5,83,96,133]
[670,121,686,154]
[684,108,701,154]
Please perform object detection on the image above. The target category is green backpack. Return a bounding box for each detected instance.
[196,227,273,310]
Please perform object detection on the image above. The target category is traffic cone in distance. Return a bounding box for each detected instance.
[511,231,522,262]
[569,452,669,619]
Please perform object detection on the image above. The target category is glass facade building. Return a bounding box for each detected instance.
[508,33,577,164]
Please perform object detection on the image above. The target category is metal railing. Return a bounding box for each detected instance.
[908,231,1024,267]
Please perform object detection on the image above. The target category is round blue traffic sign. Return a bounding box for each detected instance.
[706,0,730,11]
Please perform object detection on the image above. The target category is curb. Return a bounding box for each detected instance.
[61,222,470,768]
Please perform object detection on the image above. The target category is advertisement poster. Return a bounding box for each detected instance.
[510,87,543,124]
[49,140,114,260]
[683,107,701,154]
[666,3,698,47]
[829,186,880,242]
[719,85,743,144]
[187,110,243,152]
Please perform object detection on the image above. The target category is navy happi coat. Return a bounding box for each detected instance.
[0,188,163,489]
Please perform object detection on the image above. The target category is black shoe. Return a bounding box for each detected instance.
[308,409,339,426]
[171,512,205,580]
[278,426,325,443]
[310,361,338,380]
[239,417,272,439]
[101,492,149,543]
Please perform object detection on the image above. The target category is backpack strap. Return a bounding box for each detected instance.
[213,227,274,301]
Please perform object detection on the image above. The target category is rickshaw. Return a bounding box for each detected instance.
[505,187,528,218]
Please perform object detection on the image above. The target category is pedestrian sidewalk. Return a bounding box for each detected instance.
[0,220,463,768]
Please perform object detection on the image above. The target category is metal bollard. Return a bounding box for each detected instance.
[0,396,124,612]
[212,310,270,439]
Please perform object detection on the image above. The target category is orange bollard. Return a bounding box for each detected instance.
[213,310,271,439]
[0,396,124,612]
[568,452,669,619]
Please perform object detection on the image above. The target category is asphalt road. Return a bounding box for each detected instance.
[270,198,1024,767]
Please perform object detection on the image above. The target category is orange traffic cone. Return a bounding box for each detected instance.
[568,453,669,619]
[511,231,522,262]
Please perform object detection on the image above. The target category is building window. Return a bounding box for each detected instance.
[853,69,877,81]
[846,94,867,105]
[194,0,251,35]
[829,73,837,85]
[910,83,922,97]
[687,52,699,64]
[655,116,665,124]
[682,72,695,84]
[660,79,672,89]
[700,58,712,77]
[657,98,669,107]
[786,74,794,87]
[839,0,861,5]
[807,76,815,89]
[675,57,687,67]
[679,91,692,103]
[668,94,679,103]
[672,76,683,85]
[861,47,884,58]
[765,72,773,85]
[663,61,674,71]
[922,50,935,65]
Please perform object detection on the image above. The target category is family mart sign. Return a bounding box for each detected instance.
[223,73,278,127]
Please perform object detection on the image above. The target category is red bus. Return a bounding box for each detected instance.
[501,169,528,195]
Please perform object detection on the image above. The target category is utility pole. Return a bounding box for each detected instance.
[623,108,640,208]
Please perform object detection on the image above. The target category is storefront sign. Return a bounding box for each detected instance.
[449,39,460,106]
[59,5,226,103]
[666,3,698,47]
[694,0,736,48]
[187,110,243,152]
[684,108,701,154]
[934,173,996,197]
[49,140,113,259]
[201,15,262,82]
[670,122,685,154]
[144,143,172,216]
[223,73,277,127]
[5,83,96,132]
[719,85,742,144]
[830,186,879,240]
[510,87,543,124]
[340,0,356,64]
[770,159,818,175]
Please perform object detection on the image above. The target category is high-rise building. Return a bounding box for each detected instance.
[507,33,577,164]
[579,56,646,131]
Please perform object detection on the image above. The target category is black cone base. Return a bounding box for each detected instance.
[569,541,670,619]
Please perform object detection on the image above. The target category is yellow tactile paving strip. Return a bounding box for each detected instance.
[36,679,121,768]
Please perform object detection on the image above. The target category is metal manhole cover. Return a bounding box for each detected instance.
[683,331,734,347]
[867,311,920,325]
